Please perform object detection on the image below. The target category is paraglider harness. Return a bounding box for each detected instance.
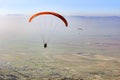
[44,43,47,48]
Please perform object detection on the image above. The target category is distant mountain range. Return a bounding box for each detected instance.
[1,14,120,19]
[6,14,25,16]
[70,16,120,19]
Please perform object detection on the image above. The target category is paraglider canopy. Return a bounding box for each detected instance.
[29,11,68,27]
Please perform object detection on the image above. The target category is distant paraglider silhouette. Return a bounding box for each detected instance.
[29,11,68,48]
[78,28,83,30]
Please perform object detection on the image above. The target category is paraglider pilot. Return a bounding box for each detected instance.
[44,43,47,48]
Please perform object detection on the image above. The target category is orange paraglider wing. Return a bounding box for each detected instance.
[29,12,68,27]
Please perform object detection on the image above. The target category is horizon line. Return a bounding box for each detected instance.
[0,14,120,17]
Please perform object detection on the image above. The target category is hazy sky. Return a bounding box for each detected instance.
[0,0,120,16]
